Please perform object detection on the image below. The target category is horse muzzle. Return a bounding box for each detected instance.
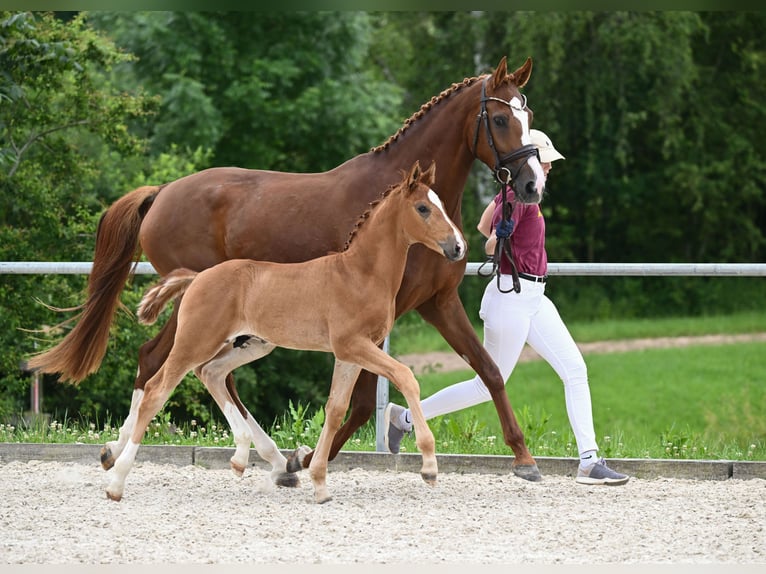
[441,238,467,262]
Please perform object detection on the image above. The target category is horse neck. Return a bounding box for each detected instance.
[368,82,481,219]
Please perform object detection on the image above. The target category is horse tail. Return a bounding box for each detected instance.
[137,269,198,326]
[26,185,162,384]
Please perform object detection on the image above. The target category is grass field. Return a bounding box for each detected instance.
[383,341,765,460]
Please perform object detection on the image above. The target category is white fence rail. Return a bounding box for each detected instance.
[4,261,765,451]
[3,261,766,276]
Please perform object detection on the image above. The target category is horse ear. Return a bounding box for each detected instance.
[510,57,533,89]
[423,160,437,187]
[407,160,422,192]
[490,56,508,89]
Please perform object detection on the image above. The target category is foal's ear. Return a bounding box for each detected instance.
[509,57,533,89]
[407,160,422,191]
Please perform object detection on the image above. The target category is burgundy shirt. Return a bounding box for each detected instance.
[490,189,547,276]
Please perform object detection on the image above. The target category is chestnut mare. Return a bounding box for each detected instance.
[29,57,544,482]
[105,161,465,503]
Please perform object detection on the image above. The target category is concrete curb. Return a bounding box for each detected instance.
[1,443,764,480]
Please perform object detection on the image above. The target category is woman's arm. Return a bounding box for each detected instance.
[477,200,497,255]
[477,201,495,238]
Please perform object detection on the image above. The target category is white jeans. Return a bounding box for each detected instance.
[420,274,598,455]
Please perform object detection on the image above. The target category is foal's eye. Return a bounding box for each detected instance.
[417,204,430,216]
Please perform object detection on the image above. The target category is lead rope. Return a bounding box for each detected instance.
[495,184,521,294]
[476,182,521,294]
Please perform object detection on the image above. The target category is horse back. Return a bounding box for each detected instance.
[139,164,397,276]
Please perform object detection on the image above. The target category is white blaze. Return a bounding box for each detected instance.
[510,97,545,199]
[427,189,466,258]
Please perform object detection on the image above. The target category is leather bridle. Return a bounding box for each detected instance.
[471,77,539,186]
[472,77,539,294]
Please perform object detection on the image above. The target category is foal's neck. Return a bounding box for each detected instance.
[340,193,412,287]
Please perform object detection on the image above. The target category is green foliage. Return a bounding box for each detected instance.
[86,12,403,171]
[269,400,325,450]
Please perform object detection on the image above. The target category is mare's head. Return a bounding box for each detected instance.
[471,56,545,204]
[396,160,466,262]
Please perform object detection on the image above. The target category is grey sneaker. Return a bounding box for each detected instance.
[576,458,630,486]
[383,402,407,454]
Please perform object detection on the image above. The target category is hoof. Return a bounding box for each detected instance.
[275,472,300,488]
[100,446,115,471]
[285,454,302,474]
[230,460,246,477]
[421,472,437,486]
[512,463,543,482]
[105,490,122,502]
[286,445,312,473]
[315,494,333,504]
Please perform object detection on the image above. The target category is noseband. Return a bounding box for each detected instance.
[471,77,539,186]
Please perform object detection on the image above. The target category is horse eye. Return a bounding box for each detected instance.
[493,115,508,128]
[417,204,430,216]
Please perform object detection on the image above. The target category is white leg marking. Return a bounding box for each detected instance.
[106,389,144,460]
[106,439,140,500]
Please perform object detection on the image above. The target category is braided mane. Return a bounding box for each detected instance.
[370,75,482,153]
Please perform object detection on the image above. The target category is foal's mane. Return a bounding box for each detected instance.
[341,177,403,252]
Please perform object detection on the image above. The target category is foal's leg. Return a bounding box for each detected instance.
[416,292,541,481]
[308,360,362,504]
[105,362,187,501]
[196,341,299,488]
[294,368,377,469]
[339,342,437,485]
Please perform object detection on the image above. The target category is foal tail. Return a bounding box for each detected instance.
[137,269,198,326]
[26,185,161,384]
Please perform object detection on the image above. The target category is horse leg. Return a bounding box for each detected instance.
[416,292,541,482]
[101,306,178,470]
[308,360,362,504]
[197,341,300,488]
[105,362,185,501]
[294,368,377,470]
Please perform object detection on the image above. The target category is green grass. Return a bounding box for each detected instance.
[383,342,766,461]
[1,312,764,461]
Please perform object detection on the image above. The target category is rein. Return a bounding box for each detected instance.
[473,77,538,294]
[476,186,521,294]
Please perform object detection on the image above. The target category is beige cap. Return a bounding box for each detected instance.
[530,129,565,163]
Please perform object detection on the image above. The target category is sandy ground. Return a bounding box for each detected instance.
[0,459,763,565]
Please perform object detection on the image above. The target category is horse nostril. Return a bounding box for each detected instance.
[525,180,537,197]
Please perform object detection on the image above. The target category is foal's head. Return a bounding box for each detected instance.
[395,160,466,262]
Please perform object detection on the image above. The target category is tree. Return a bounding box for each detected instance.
[0,12,200,421]
[86,12,404,172]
